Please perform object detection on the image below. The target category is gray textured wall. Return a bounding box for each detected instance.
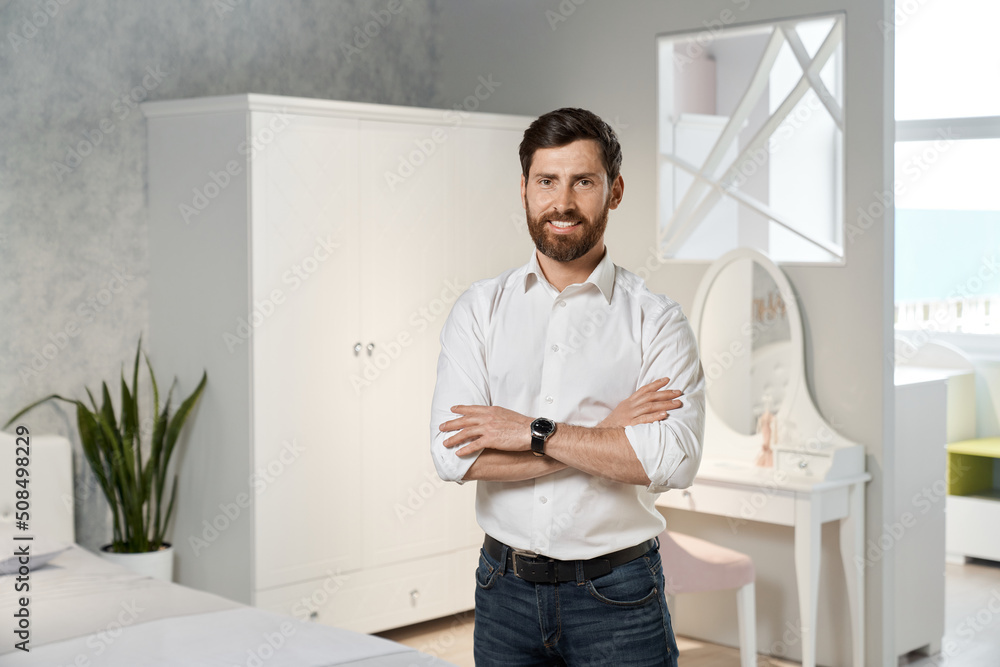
[0,0,443,550]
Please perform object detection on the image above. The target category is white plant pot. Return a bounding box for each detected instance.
[99,543,174,581]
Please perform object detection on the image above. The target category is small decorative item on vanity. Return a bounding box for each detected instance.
[4,338,206,582]
[755,394,776,467]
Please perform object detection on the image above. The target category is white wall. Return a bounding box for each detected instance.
[437,1,894,664]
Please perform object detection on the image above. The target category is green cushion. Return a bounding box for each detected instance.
[947,438,1000,496]
[947,438,1000,459]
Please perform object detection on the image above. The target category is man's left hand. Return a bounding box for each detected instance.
[440,406,533,457]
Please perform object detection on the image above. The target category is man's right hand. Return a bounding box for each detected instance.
[598,378,683,429]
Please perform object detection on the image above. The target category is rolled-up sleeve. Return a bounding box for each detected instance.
[430,288,490,483]
[624,302,706,493]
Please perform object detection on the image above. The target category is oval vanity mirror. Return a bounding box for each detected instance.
[691,248,864,481]
[699,256,794,436]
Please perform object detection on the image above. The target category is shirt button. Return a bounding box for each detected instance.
[545,396,553,404]
[539,496,548,504]
[558,301,567,308]
[551,344,559,352]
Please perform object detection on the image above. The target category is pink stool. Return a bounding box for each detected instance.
[658,531,757,667]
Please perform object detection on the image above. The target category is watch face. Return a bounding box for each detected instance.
[532,418,555,437]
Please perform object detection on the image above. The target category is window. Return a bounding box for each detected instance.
[894,0,1000,334]
[657,13,845,263]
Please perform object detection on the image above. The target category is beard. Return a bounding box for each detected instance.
[526,199,610,263]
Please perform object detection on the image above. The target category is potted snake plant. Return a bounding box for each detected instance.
[4,338,206,581]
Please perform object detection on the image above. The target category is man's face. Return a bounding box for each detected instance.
[521,139,623,263]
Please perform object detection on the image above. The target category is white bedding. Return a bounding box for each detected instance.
[2,608,442,667]
[0,545,455,666]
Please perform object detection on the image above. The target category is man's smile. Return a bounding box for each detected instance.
[547,220,582,233]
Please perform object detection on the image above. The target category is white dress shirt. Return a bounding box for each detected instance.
[430,248,705,560]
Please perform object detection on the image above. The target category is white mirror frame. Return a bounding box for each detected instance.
[692,247,856,463]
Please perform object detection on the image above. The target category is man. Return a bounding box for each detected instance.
[430,108,705,666]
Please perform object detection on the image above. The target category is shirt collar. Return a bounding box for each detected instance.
[523,247,616,304]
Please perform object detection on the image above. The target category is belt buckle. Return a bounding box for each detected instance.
[511,548,540,579]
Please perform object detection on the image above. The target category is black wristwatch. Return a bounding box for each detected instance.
[530,418,556,457]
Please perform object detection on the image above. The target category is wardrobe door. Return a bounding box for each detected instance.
[447,124,532,548]
[252,113,364,590]
[358,118,471,566]
[451,124,532,282]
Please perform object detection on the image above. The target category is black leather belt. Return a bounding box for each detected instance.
[484,534,657,584]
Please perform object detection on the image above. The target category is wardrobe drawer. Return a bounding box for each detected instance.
[255,546,479,634]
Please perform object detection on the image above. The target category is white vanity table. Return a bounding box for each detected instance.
[656,248,870,667]
[657,465,869,667]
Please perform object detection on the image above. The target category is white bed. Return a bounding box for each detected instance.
[0,432,456,666]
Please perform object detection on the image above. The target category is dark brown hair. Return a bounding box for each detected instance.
[519,108,623,184]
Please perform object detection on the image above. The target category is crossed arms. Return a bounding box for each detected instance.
[429,289,705,492]
[439,378,683,485]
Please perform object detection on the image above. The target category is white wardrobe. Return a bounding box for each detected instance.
[143,94,532,632]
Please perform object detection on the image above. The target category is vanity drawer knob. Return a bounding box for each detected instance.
[410,589,420,607]
[798,460,808,469]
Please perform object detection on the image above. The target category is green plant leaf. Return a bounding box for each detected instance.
[155,475,179,547]
[4,394,75,429]
[7,342,205,553]
[162,371,207,473]
[129,340,144,515]
[77,403,124,546]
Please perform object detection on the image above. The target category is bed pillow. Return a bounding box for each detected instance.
[0,522,71,575]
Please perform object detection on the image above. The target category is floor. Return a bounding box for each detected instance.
[898,558,1000,667]
[378,559,1000,666]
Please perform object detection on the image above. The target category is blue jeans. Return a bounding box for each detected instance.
[473,541,679,666]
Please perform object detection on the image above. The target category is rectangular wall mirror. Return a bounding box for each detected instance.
[657,13,845,264]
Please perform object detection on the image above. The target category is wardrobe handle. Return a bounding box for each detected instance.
[354,343,362,356]
[367,343,375,356]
